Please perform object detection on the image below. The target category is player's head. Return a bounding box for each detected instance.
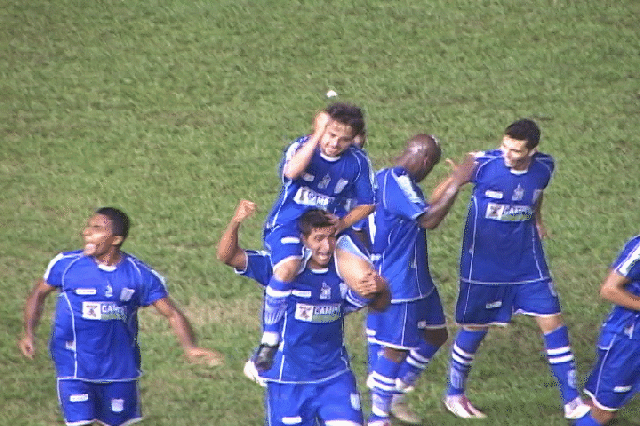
[82,207,129,261]
[353,128,367,149]
[298,209,337,268]
[501,119,540,170]
[397,134,442,182]
[319,102,365,158]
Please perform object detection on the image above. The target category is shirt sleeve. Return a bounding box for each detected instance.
[351,151,376,206]
[344,288,370,314]
[43,253,66,287]
[139,267,169,307]
[236,250,273,287]
[613,237,640,281]
[382,169,427,220]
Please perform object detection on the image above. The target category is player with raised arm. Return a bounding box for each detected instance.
[19,207,222,426]
[366,135,476,426]
[441,119,590,420]
[259,102,376,369]
[574,235,640,426]
[219,205,390,426]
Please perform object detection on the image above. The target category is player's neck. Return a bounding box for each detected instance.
[94,250,122,267]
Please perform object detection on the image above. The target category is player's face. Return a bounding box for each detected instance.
[319,121,354,158]
[82,214,122,260]
[303,226,337,268]
[501,136,534,170]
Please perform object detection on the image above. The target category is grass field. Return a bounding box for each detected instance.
[2,0,639,425]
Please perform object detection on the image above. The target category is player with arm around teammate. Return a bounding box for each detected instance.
[260,102,377,367]
[574,235,640,425]
[19,207,222,426]
[441,119,590,420]
[365,135,476,426]
[220,204,390,426]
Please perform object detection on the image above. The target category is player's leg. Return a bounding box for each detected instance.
[580,331,640,425]
[519,280,589,419]
[335,231,377,298]
[316,372,364,426]
[444,282,508,418]
[95,380,142,426]
[258,225,305,369]
[57,378,98,426]
[366,302,415,425]
[265,382,316,426]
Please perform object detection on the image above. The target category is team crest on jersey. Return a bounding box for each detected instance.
[318,174,331,189]
[512,184,524,201]
[120,288,135,302]
[320,282,331,299]
[334,178,348,194]
[105,284,113,298]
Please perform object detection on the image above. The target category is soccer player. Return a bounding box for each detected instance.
[260,102,376,367]
[575,235,640,426]
[19,207,223,426]
[441,119,590,419]
[219,203,390,426]
[366,134,476,426]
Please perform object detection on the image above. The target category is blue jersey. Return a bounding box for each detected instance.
[601,236,640,340]
[370,167,435,302]
[264,135,375,231]
[45,250,168,381]
[242,251,370,383]
[460,149,554,285]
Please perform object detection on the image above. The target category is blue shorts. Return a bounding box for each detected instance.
[57,378,142,426]
[455,280,561,325]
[265,372,363,426]
[265,224,370,269]
[367,289,446,350]
[584,331,640,411]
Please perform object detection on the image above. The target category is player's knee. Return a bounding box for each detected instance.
[424,327,448,347]
[383,346,408,363]
[591,406,616,425]
[273,258,301,282]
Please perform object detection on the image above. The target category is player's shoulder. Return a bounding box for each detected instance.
[532,151,554,165]
[122,253,166,282]
[48,250,84,267]
[620,235,640,256]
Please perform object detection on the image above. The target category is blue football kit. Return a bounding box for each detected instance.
[456,149,559,324]
[237,250,369,426]
[44,250,168,426]
[263,135,375,267]
[585,235,640,411]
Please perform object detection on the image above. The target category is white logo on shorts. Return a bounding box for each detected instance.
[70,394,88,402]
[351,393,361,410]
[111,398,124,412]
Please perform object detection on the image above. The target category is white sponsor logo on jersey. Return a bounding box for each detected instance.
[295,303,341,323]
[82,301,126,321]
[293,186,333,208]
[485,190,503,199]
[485,203,533,221]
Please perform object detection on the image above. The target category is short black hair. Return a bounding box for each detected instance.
[96,207,130,243]
[325,102,365,138]
[504,119,541,149]
[298,209,334,237]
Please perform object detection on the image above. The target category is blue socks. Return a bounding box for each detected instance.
[447,328,488,396]
[369,354,402,418]
[543,325,579,404]
[397,340,441,390]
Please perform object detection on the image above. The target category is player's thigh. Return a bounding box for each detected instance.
[368,300,423,349]
[455,282,513,325]
[265,382,316,426]
[95,380,142,426]
[264,224,305,270]
[513,280,561,317]
[585,333,640,411]
[316,373,363,426]
[57,378,97,425]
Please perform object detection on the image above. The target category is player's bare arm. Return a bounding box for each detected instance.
[534,193,550,239]
[152,297,224,366]
[282,111,330,180]
[216,199,257,270]
[19,279,56,359]
[600,270,640,311]
[335,203,375,234]
[419,153,476,229]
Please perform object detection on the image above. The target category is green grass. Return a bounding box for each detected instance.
[2,0,640,424]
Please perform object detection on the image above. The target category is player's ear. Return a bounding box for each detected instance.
[528,148,537,157]
[112,235,124,246]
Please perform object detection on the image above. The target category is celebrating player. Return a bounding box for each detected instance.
[19,207,223,426]
[366,135,475,426]
[441,119,590,420]
[575,235,640,425]
[259,102,376,368]
[219,204,390,426]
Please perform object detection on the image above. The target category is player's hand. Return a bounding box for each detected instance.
[352,270,380,297]
[536,221,551,239]
[451,152,477,186]
[313,110,331,138]
[184,347,225,366]
[232,199,257,224]
[18,335,36,359]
